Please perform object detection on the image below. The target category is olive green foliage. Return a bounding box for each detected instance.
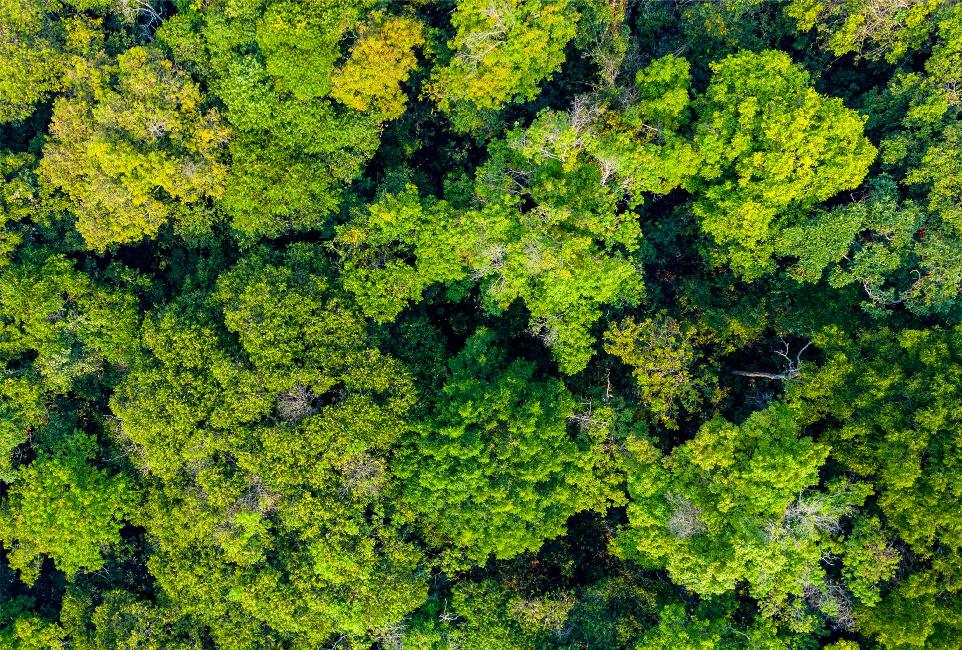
[0,0,115,123]
[3,0,962,647]
[331,15,425,121]
[604,315,711,427]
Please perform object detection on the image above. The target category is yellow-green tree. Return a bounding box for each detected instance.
[690,50,876,279]
[39,46,229,249]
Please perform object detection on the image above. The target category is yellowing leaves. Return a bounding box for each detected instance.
[331,15,425,121]
[39,46,229,250]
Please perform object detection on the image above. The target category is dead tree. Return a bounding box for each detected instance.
[733,339,812,381]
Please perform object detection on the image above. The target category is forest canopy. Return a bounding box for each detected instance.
[1,0,961,648]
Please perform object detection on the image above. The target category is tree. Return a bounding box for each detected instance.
[785,0,943,62]
[786,324,962,646]
[428,0,579,116]
[335,188,469,324]
[110,245,427,646]
[394,329,621,565]
[615,403,872,622]
[339,56,699,372]
[787,325,962,571]
[0,152,41,266]
[157,0,422,239]
[331,15,425,122]
[0,0,117,123]
[689,50,876,279]
[604,315,712,427]
[401,578,577,649]
[39,45,229,249]
[0,251,138,481]
[0,433,133,585]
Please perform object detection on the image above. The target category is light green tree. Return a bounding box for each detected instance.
[0,433,133,585]
[689,50,876,279]
[616,404,871,618]
[428,0,579,114]
[111,245,428,646]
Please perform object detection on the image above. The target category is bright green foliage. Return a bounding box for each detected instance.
[428,0,579,113]
[788,326,962,561]
[841,516,900,607]
[2,0,962,645]
[0,0,67,122]
[604,316,710,427]
[463,58,697,371]
[0,152,41,265]
[401,580,573,650]
[340,56,699,372]
[395,329,620,564]
[340,176,644,373]
[111,246,427,646]
[0,253,138,391]
[856,575,962,648]
[877,5,962,163]
[616,404,871,617]
[39,46,229,249]
[60,589,206,650]
[907,123,962,232]
[635,603,802,649]
[785,0,943,61]
[0,433,133,585]
[446,580,572,649]
[690,50,876,279]
[335,188,469,323]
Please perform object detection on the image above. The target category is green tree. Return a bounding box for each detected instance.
[0,0,117,123]
[428,0,579,115]
[339,55,699,372]
[0,433,133,585]
[616,404,871,620]
[690,50,876,279]
[395,329,621,565]
[785,0,943,61]
[158,0,421,239]
[111,245,427,646]
[604,315,713,427]
[786,325,962,646]
[0,251,138,480]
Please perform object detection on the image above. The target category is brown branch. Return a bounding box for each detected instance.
[732,370,797,381]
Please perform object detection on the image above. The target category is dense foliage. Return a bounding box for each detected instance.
[1,0,961,647]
